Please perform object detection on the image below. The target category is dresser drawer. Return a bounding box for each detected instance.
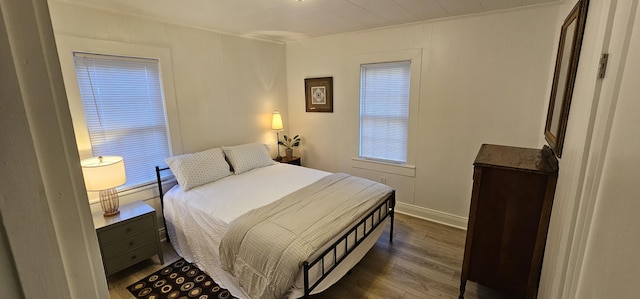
[100,229,156,260]
[97,214,154,245]
[103,243,158,276]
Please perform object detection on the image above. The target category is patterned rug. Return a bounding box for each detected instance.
[127,259,238,299]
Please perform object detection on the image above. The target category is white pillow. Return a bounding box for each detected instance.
[222,143,276,174]
[165,147,232,191]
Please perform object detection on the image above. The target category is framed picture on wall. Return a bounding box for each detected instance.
[305,77,333,112]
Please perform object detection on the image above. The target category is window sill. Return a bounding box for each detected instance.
[87,178,176,205]
[351,157,416,177]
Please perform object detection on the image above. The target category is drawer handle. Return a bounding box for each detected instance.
[126,228,132,233]
[131,255,137,260]
[129,241,135,248]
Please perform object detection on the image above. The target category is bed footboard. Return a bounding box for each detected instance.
[302,190,395,298]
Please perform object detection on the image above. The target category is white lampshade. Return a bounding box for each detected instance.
[81,156,126,191]
[271,110,284,130]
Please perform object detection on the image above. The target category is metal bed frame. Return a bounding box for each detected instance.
[155,166,395,298]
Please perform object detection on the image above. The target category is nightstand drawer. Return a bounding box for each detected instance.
[103,243,158,276]
[97,214,154,245]
[100,229,157,260]
[93,201,164,276]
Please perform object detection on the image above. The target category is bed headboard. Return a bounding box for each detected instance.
[155,166,171,200]
[155,165,172,242]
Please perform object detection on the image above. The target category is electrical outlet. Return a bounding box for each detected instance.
[380,177,386,184]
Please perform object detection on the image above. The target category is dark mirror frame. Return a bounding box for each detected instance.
[544,0,589,158]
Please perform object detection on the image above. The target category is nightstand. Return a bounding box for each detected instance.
[278,156,301,166]
[92,201,164,276]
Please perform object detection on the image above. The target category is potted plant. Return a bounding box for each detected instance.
[278,135,300,159]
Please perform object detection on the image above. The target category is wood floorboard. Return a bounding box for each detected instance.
[108,213,515,299]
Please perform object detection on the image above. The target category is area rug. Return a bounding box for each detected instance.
[127,258,238,299]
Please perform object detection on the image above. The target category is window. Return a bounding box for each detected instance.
[359,61,411,164]
[73,52,170,189]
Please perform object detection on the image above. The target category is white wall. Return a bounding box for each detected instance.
[0,215,22,298]
[285,5,560,227]
[42,2,640,298]
[1,0,107,297]
[47,1,289,214]
[538,0,605,296]
[537,0,640,298]
[48,1,288,157]
[574,1,640,297]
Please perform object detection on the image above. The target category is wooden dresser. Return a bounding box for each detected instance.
[92,201,164,276]
[460,144,558,299]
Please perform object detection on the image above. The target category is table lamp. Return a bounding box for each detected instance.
[272,110,284,161]
[81,156,126,217]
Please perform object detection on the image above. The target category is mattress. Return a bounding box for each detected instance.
[163,163,388,298]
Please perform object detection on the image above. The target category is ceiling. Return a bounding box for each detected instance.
[57,0,559,42]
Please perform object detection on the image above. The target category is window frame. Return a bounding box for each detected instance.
[56,36,182,202]
[359,60,412,164]
[73,52,172,190]
[352,49,422,177]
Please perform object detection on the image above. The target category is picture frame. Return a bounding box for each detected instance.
[544,0,589,158]
[305,77,333,112]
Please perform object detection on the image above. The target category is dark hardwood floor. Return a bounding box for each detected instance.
[107,213,513,298]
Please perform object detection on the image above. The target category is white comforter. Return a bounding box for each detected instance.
[163,163,391,298]
[219,173,393,299]
[164,164,330,297]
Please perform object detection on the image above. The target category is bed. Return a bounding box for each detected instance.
[155,143,395,299]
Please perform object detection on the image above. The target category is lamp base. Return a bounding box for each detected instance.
[275,131,282,162]
[100,188,120,217]
[103,210,120,217]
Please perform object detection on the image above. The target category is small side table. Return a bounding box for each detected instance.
[92,201,164,276]
[278,156,301,166]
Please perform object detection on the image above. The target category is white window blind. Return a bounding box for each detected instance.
[74,52,170,189]
[359,61,411,164]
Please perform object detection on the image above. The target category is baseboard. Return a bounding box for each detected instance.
[395,202,468,230]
